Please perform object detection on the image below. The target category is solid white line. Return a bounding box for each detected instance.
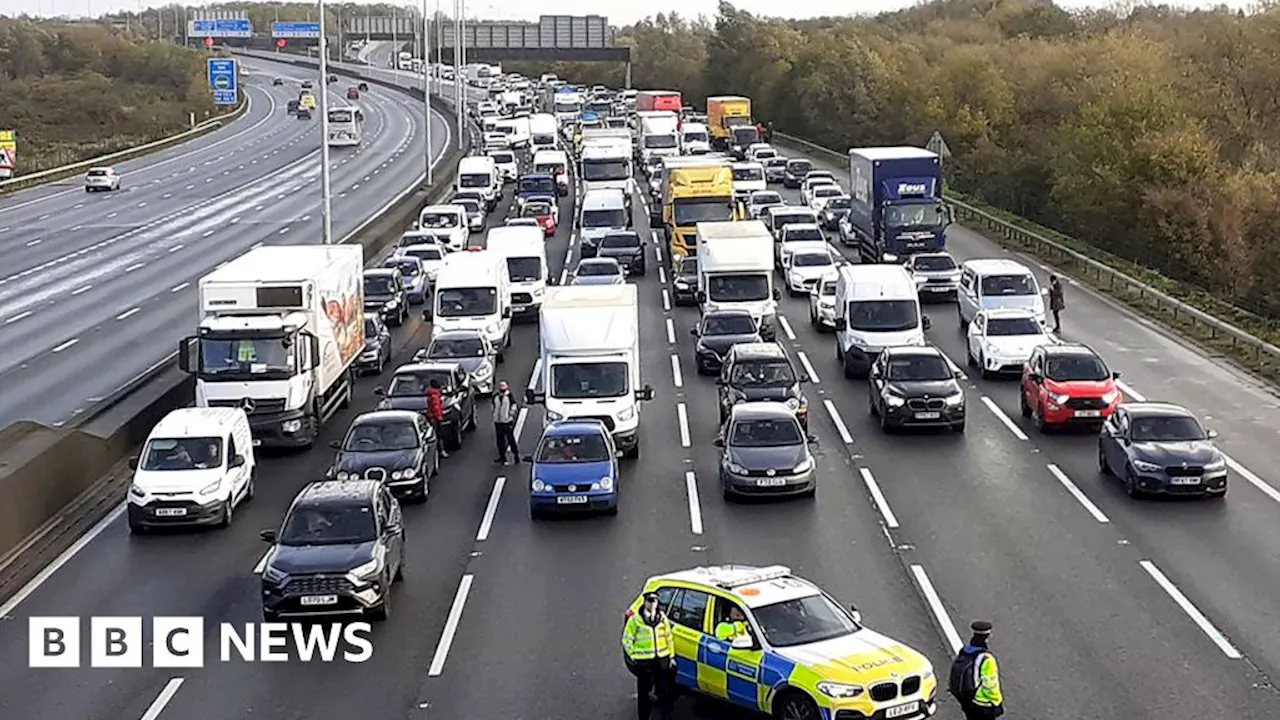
[823,399,853,444]
[3,311,32,325]
[51,338,79,353]
[527,358,542,390]
[670,354,684,388]
[685,471,704,535]
[778,315,796,341]
[1139,560,1242,659]
[116,308,141,321]
[71,284,92,295]
[476,476,505,542]
[252,550,270,574]
[428,574,475,676]
[1046,464,1110,523]
[677,403,691,448]
[1116,379,1146,401]
[662,289,670,311]
[558,268,567,285]
[140,677,185,720]
[980,396,1028,440]
[665,318,675,344]
[513,407,529,441]
[658,266,666,284]
[796,351,820,384]
[859,468,900,529]
[910,565,963,654]
[170,282,189,293]
[0,503,125,617]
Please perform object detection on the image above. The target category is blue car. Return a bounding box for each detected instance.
[383,256,428,305]
[526,420,618,518]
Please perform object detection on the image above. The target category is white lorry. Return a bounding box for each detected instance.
[428,249,512,355]
[579,128,633,205]
[526,285,655,459]
[179,245,364,448]
[695,220,780,341]
[638,111,681,163]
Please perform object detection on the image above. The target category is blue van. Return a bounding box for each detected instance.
[525,419,618,518]
[516,174,558,208]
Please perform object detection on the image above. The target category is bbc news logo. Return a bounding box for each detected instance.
[29,617,373,667]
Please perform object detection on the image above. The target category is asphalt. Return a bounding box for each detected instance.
[1,95,1279,720]
[0,52,453,428]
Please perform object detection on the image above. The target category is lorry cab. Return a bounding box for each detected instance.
[126,407,255,533]
[652,157,742,263]
[525,419,620,518]
[846,146,953,263]
[429,249,512,355]
[417,204,470,252]
[832,264,929,378]
[485,225,548,320]
[532,149,570,195]
[456,156,501,211]
[577,188,630,255]
[956,258,1046,328]
[681,122,711,155]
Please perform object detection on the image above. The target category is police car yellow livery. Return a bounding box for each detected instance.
[623,565,937,720]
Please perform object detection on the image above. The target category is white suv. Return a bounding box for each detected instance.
[85,166,120,192]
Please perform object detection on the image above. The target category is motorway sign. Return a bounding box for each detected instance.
[207,59,238,105]
[272,21,321,39]
[927,131,952,158]
[188,18,252,38]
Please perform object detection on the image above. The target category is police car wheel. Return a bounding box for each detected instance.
[774,691,818,720]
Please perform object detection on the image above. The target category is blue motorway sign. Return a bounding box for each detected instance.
[272,21,321,39]
[207,58,238,105]
[188,18,252,38]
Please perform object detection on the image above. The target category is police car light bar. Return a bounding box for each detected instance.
[714,565,793,589]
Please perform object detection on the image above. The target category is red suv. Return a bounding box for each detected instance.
[1020,344,1122,432]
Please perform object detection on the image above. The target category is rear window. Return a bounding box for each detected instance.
[980,273,1036,296]
[602,234,641,248]
[87,169,108,177]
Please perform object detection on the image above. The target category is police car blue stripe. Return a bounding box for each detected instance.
[759,652,796,689]
[726,674,758,707]
[675,656,699,688]
[727,659,758,679]
[700,635,729,671]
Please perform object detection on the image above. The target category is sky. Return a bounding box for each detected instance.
[3,0,1258,26]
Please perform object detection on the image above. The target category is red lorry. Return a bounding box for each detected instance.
[635,90,682,113]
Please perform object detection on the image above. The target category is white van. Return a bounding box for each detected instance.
[833,264,929,378]
[430,249,512,354]
[681,122,711,155]
[485,225,548,319]
[577,188,630,253]
[457,155,501,210]
[529,113,558,151]
[956,258,1047,328]
[494,117,530,149]
[417,204,470,251]
[532,149,571,196]
[731,161,766,199]
[126,407,255,533]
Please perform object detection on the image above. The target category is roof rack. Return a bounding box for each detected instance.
[713,565,792,589]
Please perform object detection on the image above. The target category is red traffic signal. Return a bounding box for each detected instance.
[277,39,287,48]
[203,37,213,48]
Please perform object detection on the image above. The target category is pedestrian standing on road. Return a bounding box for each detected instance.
[622,592,676,720]
[426,379,449,458]
[1048,275,1065,334]
[491,380,520,465]
[948,620,1005,719]
[765,121,775,143]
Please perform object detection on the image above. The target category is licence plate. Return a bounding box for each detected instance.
[556,495,589,504]
[300,595,338,606]
[1170,476,1201,485]
[154,508,187,517]
[757,477,787,487]
[915,412,941,420]
[885,701,920,718]
[1074,409,1102,418]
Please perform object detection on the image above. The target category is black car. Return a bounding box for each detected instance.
[296,107,312,120]
[1099,403,1227,498]
[691,309,762,375]
[286,99,299,115]
[258,479,404,621]
[375,363,477,450]
[715,402,818,500]
[363,268,408,326]
[416,329,498,395]
[783,159,813,189]
[326,410,440,502]
[595,231,646,276]
[356,314,392,375]
[327,74,338,83]
[358,81,369,91]
[868,346,966,433]
[672,255,699,306]
[820,196,851,230]
[716,342,810,429]
[273,77,284,86]
[301,80,313,89]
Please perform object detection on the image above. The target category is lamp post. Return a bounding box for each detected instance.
[422,0,433,186]
[453,0,464,140]
[317,0,334,244]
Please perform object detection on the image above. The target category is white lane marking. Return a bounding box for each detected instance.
[170,282,188,293]
[859,468,900,529]
[162,193,172,199]
[70,225,83,231]
[677,403,691,448]
[201,230,215,238]
[1139,560,1242,659]
[137,201,147,208]
[71,285,92,295]
[0,503,124,617]
[910,565,963,654]
[428,574,475,676]
[252,550,271,574]
[513,407,529,441]
[24,238,42,247]
[658,266,666,284]
[779,316,796,341]
[125,262,145,273]
[662,289,671,311]
[184,185,194,191]
[51,338,79,353]
[37,213,49,220]
[563,247,571,265]
[665,318,675,344]
[823,399,854,444]
[140,677,185,720]
[168,244,185,253]
[796,351,820,384]
[558,268,567,286]
[476,476,505,542]
[1046,463,1109,523]
[980,396,1028,440]
[1116,379,1145,401]
[107,211,118,218]
[685,471,704,535]
[527,358,542,390]
[116,307,141,321]
[4,310,33,324]
[670,354,684,388]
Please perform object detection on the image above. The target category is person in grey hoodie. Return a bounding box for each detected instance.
[492,380,520,465]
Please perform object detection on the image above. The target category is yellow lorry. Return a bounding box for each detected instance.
[649,156,745,265]
[706,96,759,156]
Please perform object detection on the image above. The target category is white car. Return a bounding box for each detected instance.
[776,222,825,266]
[800,175,838,206]
[905,251,961,301]
[807,270,840,330]
[808,184,845,211]
[731,162,766,198]
[505,218,542,229]
[396,243,446,283]
[745,143,775,162]
[85,166,120,191]
[570,257,625,285]
[965,308,1055,378]
[783,243,837,296]
[747,190,784,219]
[482,132,510,151]
[488,149,518,182]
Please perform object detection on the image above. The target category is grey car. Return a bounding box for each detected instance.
[1098,402,1227,498]
[415,329,498,395]
[715,402,818,501]
[570,257,625,286]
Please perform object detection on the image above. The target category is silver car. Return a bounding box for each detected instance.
[716,402,818,500]
[415,329,498,395]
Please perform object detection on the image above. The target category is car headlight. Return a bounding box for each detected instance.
[1048,392,1070,405]
[598,476,614,491]
[675,280,689,290]
[336,471,353,481]
[945,391,965,406]
[985,343,1000,355]
[386,299,399,309]
[884,393,905,407]
[792,458,813,474]
[1205,457,1226,471]
[1101,390,1119,405]
[392,467,418,480]
[531,479,547,492]
[545,410,564,421]
[262,565,287,583]
[348,557,381,580]
[820,299,834,308]
[485,322,500,335]
[129,484,145,498]
[785,398,800,410]
[816,681,865,699]
[198,479,222,496]
[618,405,636,422]
[725,461,748,475]
[1132,460,1162,473]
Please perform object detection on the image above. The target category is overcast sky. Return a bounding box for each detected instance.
[4,0,1257,26]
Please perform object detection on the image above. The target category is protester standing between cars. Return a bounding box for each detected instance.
[765,121,775,143]
[948,620,1005,719]
[622,592,675,720]
[426,379,448,458]
[492,380,520,465]
[1048,275,1065,334]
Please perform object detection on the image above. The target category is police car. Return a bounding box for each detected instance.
[623,565,937,720]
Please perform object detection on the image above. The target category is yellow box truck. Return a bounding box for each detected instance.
[649,157,745,265]
[706,96,758,155]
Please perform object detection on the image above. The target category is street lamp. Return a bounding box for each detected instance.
[422,0,433,186]
[453,0,464,140]
[317,0,334,244]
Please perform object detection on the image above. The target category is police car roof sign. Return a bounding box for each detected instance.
[712,565,792,589]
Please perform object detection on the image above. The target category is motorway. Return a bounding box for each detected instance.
[0,52,452,428]
[1,86,1280,720]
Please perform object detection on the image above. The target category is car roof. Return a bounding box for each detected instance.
[729,401,802,423]
[704,307,755,319]
[364,268,397,278]
[545,419,610,436]
[962,258,1032,275]
[979,307,1040,320]
[432,329,486,341]
[579,257,620,266]
[729,342,788,359]
[883,344,946,359]
[150,407,244,437]
[352,409,420,425]
[782,223,822,232]
[1123,402,1196,418]
[1043,343,1100,357]
[649,565,820,609]
[296,479,381,504]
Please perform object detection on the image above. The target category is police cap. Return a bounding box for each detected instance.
[970,620,993,635]
[644,592,660,602]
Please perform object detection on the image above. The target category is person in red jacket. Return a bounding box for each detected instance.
[426,379,449,458]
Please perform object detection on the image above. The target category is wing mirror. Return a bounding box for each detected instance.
[422,307,434,321]
[922,315,932,330]
[329,440,342,450]
[1207,429,1219,439]
[849,605,862,624]
[502,307,512,319]
[696,291,707,303]
[521,454,535,463]
[834,318,847,331]
[690,327,700,337]
[806,434,819,445]
[713,437,725,448]
[259,530,277,543]
[373,387,386,396]
[638,385,656,401]
[128,456,139,470]
[869,367,880,379]
[1112,371,1122,379]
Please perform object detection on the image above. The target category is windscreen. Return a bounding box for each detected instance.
[534,163,565,176]
[980,273,1036,296]
[884,204,944,228]
[536,433,611,463]
[388,370,453,396]
[550,361,629,399]
[986,317,1042,336]
[733,167,764,182]
[683,131,708,143]
[491,152,515,164]
[519,176,556,195]
[421,211,460,228]
[674,198,733,226]
[753,594,858,648]
[201,336,293,376]
[704,314,757,335]
[729,417,802,447]
[506,257,542,282]
[913,254,956,272]
[576,260,620,276]
[644,135,678,149]
[364,275,397,295]
[436,287,498,317]
[1130,415,1206,443]
[886,355,952,381]
[707,274,770,303]
[731,359,796,387]
[582,208,627,228]
[1045,355,1110,382]
[847,300,919,332]
[787,160,812,175]
[280,504,376,546]
[792,252,832,268]
[140,437,223,471]
[343,421,420,452]
[458,173,489,189]
[581,159,629,181]
[782,225,822,242]
[405,247,443,262]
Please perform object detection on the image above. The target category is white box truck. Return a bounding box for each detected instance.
[525,285,655,458]
[638,111,680,163]
[580,129,634,205]
[696,220,780,340]
[179,245,364,448]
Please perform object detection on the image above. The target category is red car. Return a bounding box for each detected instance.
[347,87,360,100]
[1020,343,1122,432]
[522,201,557,236]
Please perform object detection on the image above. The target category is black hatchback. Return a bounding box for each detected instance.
[595,231,646,276]
[716,342,810,429]
[691,309,761,375]
[783,159,813,189]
